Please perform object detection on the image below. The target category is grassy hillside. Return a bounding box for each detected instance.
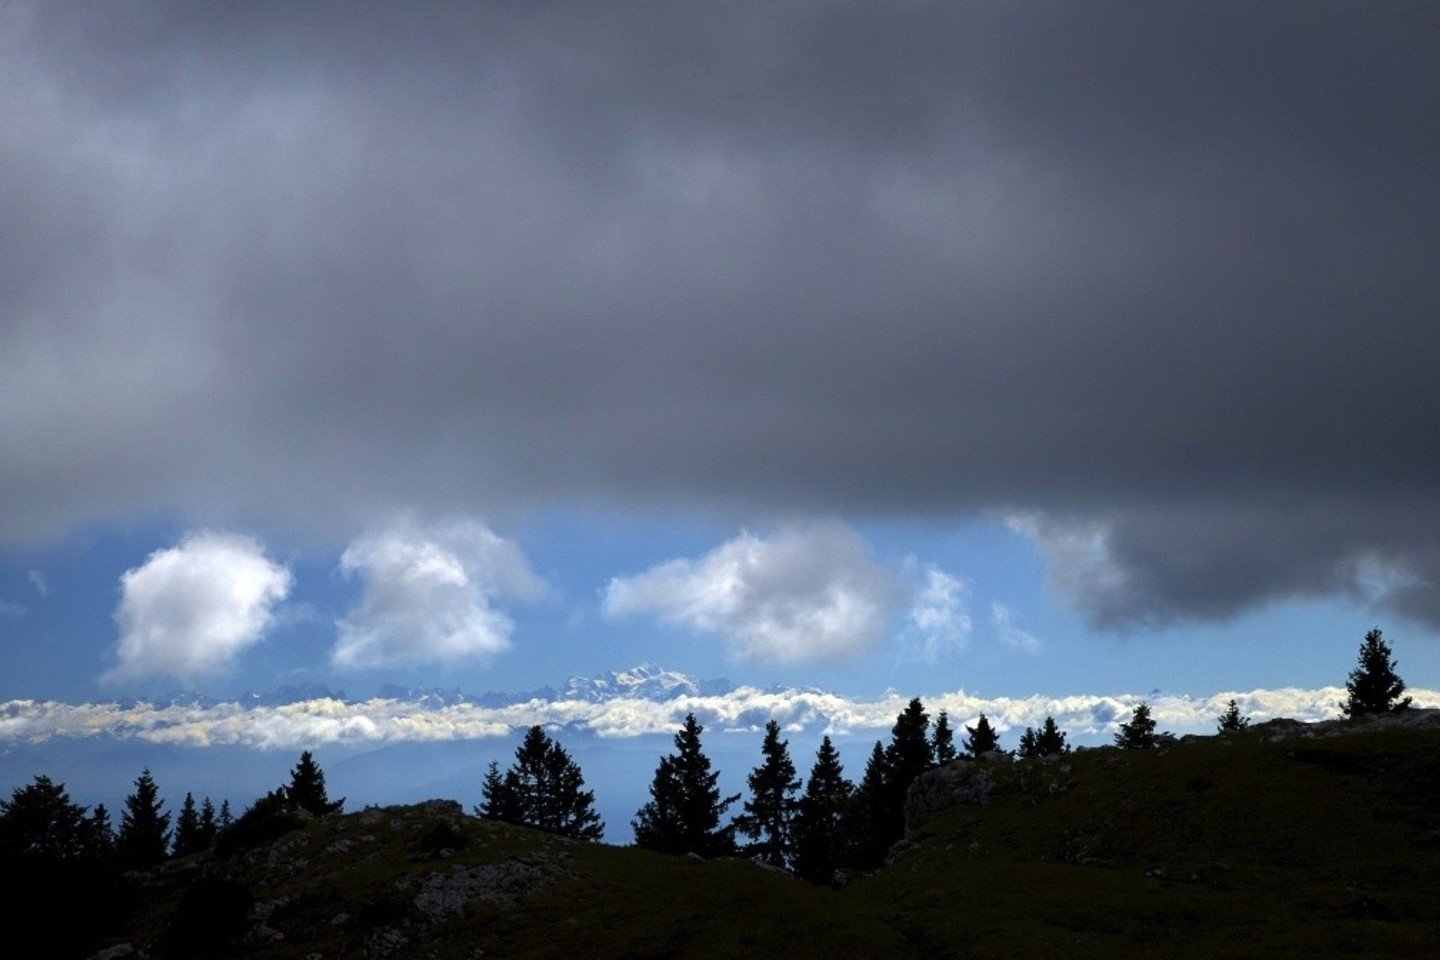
[96,723,1440,960]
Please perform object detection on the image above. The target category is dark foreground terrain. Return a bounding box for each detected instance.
[85,717,1440,960]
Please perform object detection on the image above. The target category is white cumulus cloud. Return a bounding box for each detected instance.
[901,561,972,662]
[602,522,901,664]
[991,601,1041,653]
[332,521,545,669]
[105,531,292,684]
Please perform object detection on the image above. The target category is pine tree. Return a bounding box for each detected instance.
[792,736,852,885]
[1217,699,1251,732]
[541,737,605,841]
[0,775,90,862]
[1035,716,1068,755]
[885,698,933,788]
[87,803,116,860]
[734,720,800,869]
[217,799,234,831]
[198,797,217,850]
[632,713,739,857]
[476,728,604,840]
[962,713,1001,758]
[117,768,171,870]
[477,760,520,823]
[1341,628,1413,718]
[1115,703,1161,749]
[285,750,343,816]
[844,740,894,870]
[1017,726,1041,759]
[932,711,958,765]
[172,792,201,857]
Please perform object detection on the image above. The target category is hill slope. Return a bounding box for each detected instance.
[91,721,1440,960]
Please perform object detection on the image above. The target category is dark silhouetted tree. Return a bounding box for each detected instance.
[735,719,800,869]
[87,803,116,860]
[118,768,171,869]
[1217,699,1251,732]
[217,799,233,831]
[477,760,519,822]
[172,792,202,857]
[844,741,894,870]
[632,713,738,857]
[476,728,603,840]
[285,750,343,816]
[962,713,1001,758]
[792,736,852,884]
[198,797,217,850]
[1017,726,1040,759]
[1035,716,1068,755]
[1342,628,1412,717]
[932,710,958,765]
[0,775,90,862]
[886,698,933,787]
[1115,703,1163,749]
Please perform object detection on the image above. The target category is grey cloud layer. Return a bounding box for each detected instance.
[3,3,1438,626]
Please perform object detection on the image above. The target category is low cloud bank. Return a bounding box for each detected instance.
[4,685,1434,751]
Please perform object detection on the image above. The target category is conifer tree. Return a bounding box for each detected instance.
[1017,726,1041,759]
[217,799,234,831]
[285,750,344,816]
[87,803,115,860]
[1114,702,1162,749]
[477,760,520,823]
[792,736,852,884]
[632,713,738,857]
[1216,699,1251,732]
[0,775,90,862]
[1035,716,1068,755]
[1341,628,1412,717]
[844,740,894,870]
[541,736,605,841]
[483,726,604,840]
[735,720,800,869]
[198,797,217,850]
[962,713,1001,758]
[117,768,171,870]
[885,698,933,787]
[172,792,201,857]
[932,710,958,765]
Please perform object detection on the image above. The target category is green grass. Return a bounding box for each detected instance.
[110,726,1440,960]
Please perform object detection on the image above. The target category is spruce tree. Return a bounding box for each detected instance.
[117,768,171,870]
[87,803,116,860]
[735,720,800,869]
[932,711,958,765]
[541,737,605,841]
[172,792,201,857]
[217,799,234,831]
[285,750,343,816]
[844,740,894,870]
[0,775,90,862]
[962,713,1001,758]
[477,760,520,823]
[1017,726,1041,759]
[1035,716,1068,755]
[632,713,738,857]
[885,698,933,787]
[792,736,852,885]
[1217,699,1251,732]
[1341,628,1412,717]
[198,797,218,850]
[1115,702,1161,749]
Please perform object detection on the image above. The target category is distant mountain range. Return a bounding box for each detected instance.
[377,663,737,708]
[123,663,738,711]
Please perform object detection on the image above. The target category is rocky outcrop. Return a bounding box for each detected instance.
[904,758,1002,830]
[1253,707,1440,741]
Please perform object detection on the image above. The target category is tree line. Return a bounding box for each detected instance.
[2,627,1415,896]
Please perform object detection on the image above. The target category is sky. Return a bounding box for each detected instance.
[2,3,1439,821]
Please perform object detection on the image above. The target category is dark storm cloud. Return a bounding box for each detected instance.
[2,2,1438,628]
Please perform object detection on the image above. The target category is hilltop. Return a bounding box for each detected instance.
[80,714,1440,960]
